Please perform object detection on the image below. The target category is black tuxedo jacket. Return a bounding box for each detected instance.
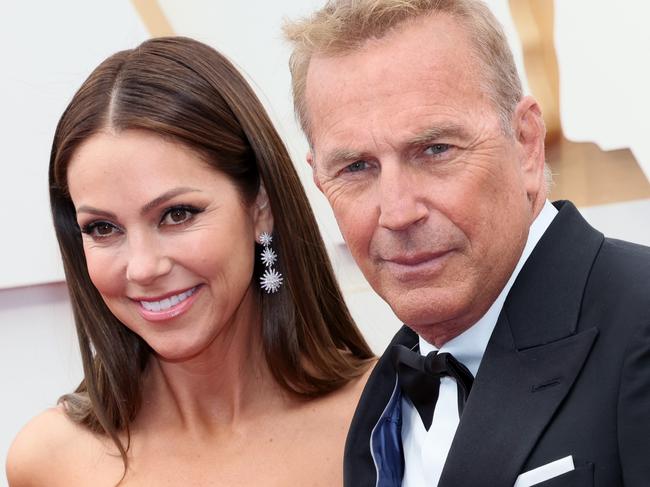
[344,201,650,486]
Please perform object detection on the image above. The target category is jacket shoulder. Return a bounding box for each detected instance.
[593,237,650,297]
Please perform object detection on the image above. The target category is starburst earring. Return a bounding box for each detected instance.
[258,232,283,293]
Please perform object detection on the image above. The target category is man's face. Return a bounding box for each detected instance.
[304,14,545,345]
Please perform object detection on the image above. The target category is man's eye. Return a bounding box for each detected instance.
[345,161,368,173]
[425,144,451,155]
[82,221,119,238]
[160,206,200,226]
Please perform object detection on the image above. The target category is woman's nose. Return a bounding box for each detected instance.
[125,234,172,285]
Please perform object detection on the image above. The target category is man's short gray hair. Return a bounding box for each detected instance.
[284,0,523,139]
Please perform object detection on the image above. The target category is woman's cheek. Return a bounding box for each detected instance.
[85,250,124,298]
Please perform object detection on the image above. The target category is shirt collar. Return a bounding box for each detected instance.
[419,200,558,376]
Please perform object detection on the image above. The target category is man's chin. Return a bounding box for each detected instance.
[387,300,468,345]
[382,290,447,322]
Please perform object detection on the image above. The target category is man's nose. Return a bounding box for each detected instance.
[377,164,428,231]
[125,233,172,285]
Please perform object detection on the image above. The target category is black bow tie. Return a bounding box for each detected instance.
[391,344,474,430]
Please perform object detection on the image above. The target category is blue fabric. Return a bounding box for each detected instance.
[371,379,404,487]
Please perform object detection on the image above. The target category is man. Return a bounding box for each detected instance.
[285,0,650,486]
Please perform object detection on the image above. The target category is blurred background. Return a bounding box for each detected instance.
[1,0,649,479]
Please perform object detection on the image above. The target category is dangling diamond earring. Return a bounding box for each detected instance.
[258,232,283,293]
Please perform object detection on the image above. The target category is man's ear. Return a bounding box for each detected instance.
[253,183,274,238]
[306,150,322,192]
[513,95,547,199]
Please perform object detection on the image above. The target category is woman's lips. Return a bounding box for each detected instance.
[133,285,201,322]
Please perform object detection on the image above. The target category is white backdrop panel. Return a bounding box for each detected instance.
[0,1,148,288]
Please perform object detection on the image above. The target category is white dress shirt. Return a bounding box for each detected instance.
[401,200,558,487]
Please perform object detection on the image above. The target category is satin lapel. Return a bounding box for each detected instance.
[344,326,417,486]
[438,314,598,486]
[439,201,604,487]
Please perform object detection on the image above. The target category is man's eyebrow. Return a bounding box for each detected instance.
[76,187,202,218]
[320,148,365,169]
[407,124,469,146]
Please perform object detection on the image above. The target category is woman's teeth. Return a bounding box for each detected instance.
[140,287,196,312]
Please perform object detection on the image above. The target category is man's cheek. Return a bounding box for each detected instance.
[341,221,373,257]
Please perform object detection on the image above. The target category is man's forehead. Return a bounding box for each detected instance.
[304,16,481,122]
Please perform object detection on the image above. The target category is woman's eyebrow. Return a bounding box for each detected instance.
[76,187,202,218]
[139,187,202,215]
[76,206,116,219]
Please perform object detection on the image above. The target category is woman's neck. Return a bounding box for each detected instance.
[133,292,291,436]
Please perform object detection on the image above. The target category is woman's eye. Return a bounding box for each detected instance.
[425,143,451,156]
[82,222,119,238]
[161,206,199,226]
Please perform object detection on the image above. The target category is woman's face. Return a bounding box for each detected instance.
[67,129,271,361]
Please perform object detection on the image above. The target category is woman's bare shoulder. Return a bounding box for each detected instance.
[6,406,102,486]
[314,358,378,416]
[279,360,377,486]
[339,358,378,401]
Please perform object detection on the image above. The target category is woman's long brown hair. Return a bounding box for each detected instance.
[49,36,373,479]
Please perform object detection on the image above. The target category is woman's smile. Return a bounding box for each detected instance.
[134,285,202,322]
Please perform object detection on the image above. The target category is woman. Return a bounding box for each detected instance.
[7,37,374,486]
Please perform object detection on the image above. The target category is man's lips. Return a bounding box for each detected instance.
[379,250,454,279]
[382,250,451,266]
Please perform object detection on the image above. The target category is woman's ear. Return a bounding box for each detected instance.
[253,183,274,239]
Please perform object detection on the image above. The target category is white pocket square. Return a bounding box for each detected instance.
[513,455,575,487]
